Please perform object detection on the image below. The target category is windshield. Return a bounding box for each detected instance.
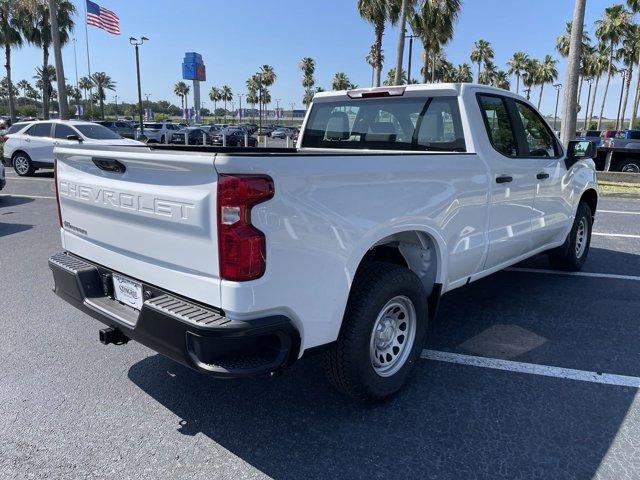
[301,96,466,151]
[75,124,122,140]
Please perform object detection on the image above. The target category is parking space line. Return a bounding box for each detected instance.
[599,209,640,215]
[506,267,640,281]
[3,176,53,182]
[0,193,55,199]
[421,350,640,388]
[593,232,640,239]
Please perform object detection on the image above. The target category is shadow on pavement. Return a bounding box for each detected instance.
[6,169,54,178]
[0,196,35,208]
[128,353,636,480]
[517,247,640,277]
[0,222,33,238]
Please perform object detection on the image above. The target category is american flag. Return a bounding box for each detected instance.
[86,0,120,36]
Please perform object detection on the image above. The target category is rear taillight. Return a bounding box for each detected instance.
[217,174,274,281]
[1,135,8,143]
[54,159,62,228]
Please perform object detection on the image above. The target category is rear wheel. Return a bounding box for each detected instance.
[549,202,593,271]
[323,262,428,401]
[618,159,640,173]
[12,152,34,176]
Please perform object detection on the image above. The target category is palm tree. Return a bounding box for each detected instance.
[89,72,115,119]
[627,0,640,127]
[256,65,276,125]
[0,0,27,122]
[78,75,92,114]
[16,78,29,105]
[220,85,232,121]
[299,57,315,107]
[470,39,494,83]
[492,71,510,90]
[331,72,352,90]
[22,0,75,119]
[616,23,639,128]
[410,0,461,83]
[556,21,591,57]
[536,55,559,109]
[478,59,497,85]
[456,63,473,83]
[522,58,540,100]
[246,76,260,121]
[507,52,529,93]
[384,68,407,86]
[209,86,221,118]
[586,44,608,127]
[357,0,389,87]
[174,81,188,110]
[595,4,631,129]
[33,64,56,112]
[365,45,377,86]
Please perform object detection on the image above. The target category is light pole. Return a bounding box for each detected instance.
[290,102,295,127]
[583,78,593,131]
[237,93,244,122]
[405,34,417,84]
[553,83,562,130]
[114,94,118,119]
[129,36,149,136]
[615,70,627,130]
[275,98,282,125]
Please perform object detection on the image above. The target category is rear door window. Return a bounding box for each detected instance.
[301,96,466,151]
[26,123,53,137]
[477,95,517,157]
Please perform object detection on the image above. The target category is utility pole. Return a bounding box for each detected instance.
[615,70,627,130]
[290,102,295,127]
[237,93,244,121]
[405,34,417,84]
[114,94,118,119]
[561,0,586,146]
[129,36,149,136]
[49,0,69,119]
[275,98,282,125]
[553,83,562,130]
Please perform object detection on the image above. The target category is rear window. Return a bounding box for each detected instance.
[628,130,640,139]
[144,123,163,129]
[301,96,466,152]
[7,122,31,134]
[75,124,122,140]
[585,130,601,137]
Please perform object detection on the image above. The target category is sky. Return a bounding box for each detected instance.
[11,0,629,117]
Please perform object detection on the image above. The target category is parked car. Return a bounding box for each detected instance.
[271,127,296,139]
[601,129,619,142]
[170,127,210,145]
[2,120,141,176]
[601,129,640,149]
[0,158,4,191]
[209,127,257,146]
[136,122,181,143]
[49,84,598,401]
[596,129,640,172]
[96,120,136,139]
[579,130,602,146]
[256,126,275,137]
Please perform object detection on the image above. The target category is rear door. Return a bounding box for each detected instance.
[24,122,55,164]
[55,144,222,306]
[477,94,536,269]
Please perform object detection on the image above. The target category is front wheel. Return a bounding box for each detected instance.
[548,202,593,271]
[323,262,428,401]
[13,153,35,176]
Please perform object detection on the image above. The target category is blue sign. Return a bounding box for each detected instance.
[182,52,206,81]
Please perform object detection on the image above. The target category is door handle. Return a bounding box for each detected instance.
[496,175,513,184]
[536,172,550,180]
[24,137,31,142]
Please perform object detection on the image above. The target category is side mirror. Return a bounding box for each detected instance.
[66,134,83,143]
[565,140,596,168]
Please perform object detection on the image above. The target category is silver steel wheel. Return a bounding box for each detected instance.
[13,156,30,175]
[621,163,640,173]
[575,218,588,259]
[369,295,417,378]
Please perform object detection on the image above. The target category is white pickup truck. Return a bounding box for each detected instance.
[49,84,598,401]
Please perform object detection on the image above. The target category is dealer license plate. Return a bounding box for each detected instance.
[112,273,143,311]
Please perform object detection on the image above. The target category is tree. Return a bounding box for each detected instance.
[16,78,29,104]
[478,59,497,85]
[536,55,559,109]
[410,0,461,83]
[208,86,221,115]
[561,0,587,146]
[456,63,473,83]
[507,52,529,93]
[220,85,232,121]
[33,64,55,108]
[470,39,494,83]
[299,57,315,107]
[89,72,115,119]
[616,23,639,128]
[0,0,27,122]
[595,4,631,129]
[585,44,608,126]
[384,67,407,85]
[22,0,75,119]
[331,72,352,90]
[357,0,389,87]
[392,0,410,85]
[246,76,259,122]
[173,81,188,110]
[628,0,640,127]
[48,0,69,119]
[556,21,591,57]
[522,58,540,100]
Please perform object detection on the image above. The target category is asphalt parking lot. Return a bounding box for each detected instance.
[1,169,639,480]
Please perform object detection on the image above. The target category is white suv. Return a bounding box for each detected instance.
[2,120,141,176]
[135,122,180,143]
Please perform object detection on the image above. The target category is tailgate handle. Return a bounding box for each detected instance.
[92,158,126,174]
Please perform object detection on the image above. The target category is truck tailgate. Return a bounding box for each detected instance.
[55,144,221,307]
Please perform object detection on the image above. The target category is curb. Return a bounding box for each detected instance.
[597,171,640,184]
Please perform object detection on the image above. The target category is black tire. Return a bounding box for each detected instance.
[617,159,640,173]
[12,152,35,176]
[548,202,593,271]
[160,135,166,144]
[323,262,428,401]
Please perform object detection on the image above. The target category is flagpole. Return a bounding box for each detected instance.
[83,0,93,119]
